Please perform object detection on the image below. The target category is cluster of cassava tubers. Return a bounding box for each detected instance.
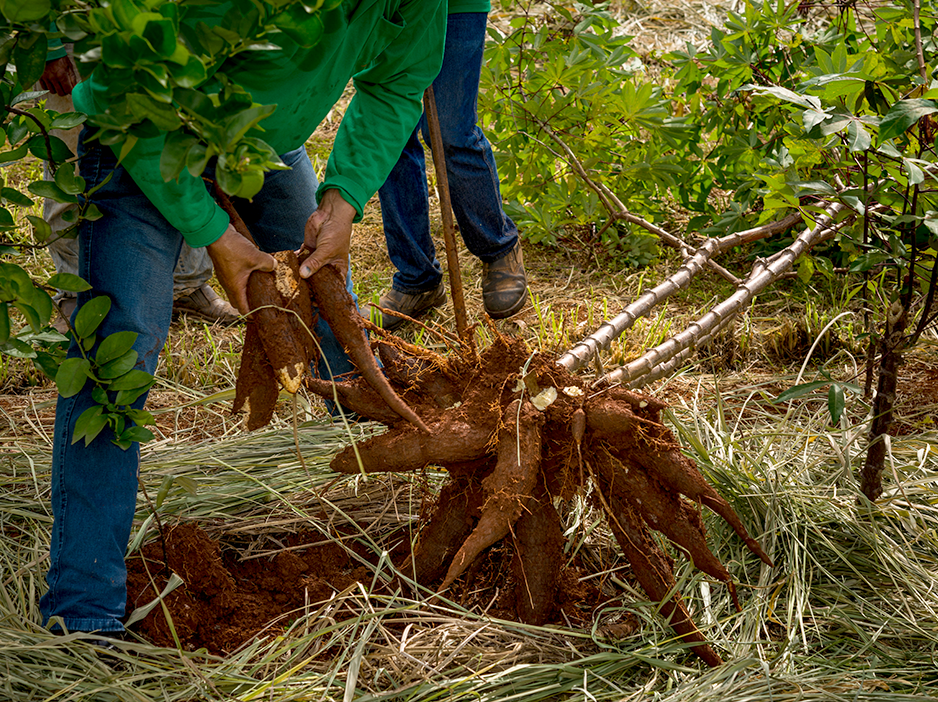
[233,249,772,668]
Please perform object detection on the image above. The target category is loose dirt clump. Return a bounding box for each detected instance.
[232,249,773,667]
[125,522,364,653]
[125,520,607,654]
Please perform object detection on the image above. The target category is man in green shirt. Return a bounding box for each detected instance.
[41,0,445,638]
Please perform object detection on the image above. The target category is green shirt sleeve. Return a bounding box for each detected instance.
[447,1,491,14]
[319,0,447,220]
[119,134,231,247]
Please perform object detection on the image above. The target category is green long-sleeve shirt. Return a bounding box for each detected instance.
[72,0,446,248]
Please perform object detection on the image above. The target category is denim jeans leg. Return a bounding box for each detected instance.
[230,147,356,381]
[378,128,444,293]
[427,12,518,264]
[41,131,181,633]
[171,242,214,297]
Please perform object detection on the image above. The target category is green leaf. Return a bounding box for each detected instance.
[169,55,207,88]
[0,337,35,358]
[174,475,198,495]
[95,331,137,366]
[797,256,814,284]
[125,93,182,132]
[138,16,177,58]
[114,385,150,406]
[115,425,154,448]
[846,120,871,152]
[27,134,74,164]
[96,349,138,379]
[32,350,62,380]
[72,405,108,446]
[48,273,92,293]
[828,383,846,424]
[1,0,51,22]
[773,380,829,403]
[12,300,41,331]
[53,164,86,195]
[28,215,54,242]
[0,206,14,230]
[271,4,325,47]
[0,261,34,301]
[156,474,174,508]
[49,112,87,131]
[220,104,277,149]
[848,251,892,272]
[55,357,92,398]
[27,180,78,204]
[12,34,47,87]
[215,164,242,196]
[160,131,198,182]
[1,186,33,207]
[878,99,938,143]
[904,159,924,185]
[185,142,210,177]
[74,295,111,338]
[108,369,153,391]
[0,143,29,164]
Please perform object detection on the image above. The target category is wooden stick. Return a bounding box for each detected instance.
[423,87,473,352]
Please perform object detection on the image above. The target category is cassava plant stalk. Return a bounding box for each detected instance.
[597,203,847,387]
[557,211,803,374]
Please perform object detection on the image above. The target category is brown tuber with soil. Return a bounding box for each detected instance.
[231,243,773,667]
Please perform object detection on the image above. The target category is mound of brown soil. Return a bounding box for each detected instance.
[125,521,606,654]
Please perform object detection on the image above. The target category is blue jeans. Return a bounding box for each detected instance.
[377,12,518,294]
[40,135,356,633]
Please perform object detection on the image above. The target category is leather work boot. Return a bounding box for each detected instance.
[173,284,240,325]
[377,282,446,331]
[481,242,527,319]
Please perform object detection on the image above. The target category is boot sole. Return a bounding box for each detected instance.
[484,289,528,320]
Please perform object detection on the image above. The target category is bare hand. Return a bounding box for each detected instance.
[298,189,356,279]
[40,56,79,97]
[206,224,277,314]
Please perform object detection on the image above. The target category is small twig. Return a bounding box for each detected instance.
[363,309,460,350]
[5,104,58,172]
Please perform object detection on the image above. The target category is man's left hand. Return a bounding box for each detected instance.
[206,224,277,315]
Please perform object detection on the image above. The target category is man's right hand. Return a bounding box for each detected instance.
[205,224,277,315]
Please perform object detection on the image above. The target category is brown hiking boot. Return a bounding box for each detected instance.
[481,242,527,319]
[377,282,446,331]
[173,284,240,325]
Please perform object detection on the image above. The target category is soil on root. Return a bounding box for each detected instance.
[125,521,607,655]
